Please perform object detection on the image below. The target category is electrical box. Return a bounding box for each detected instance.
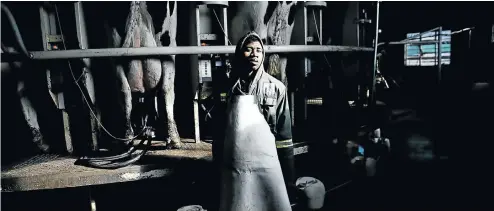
[194,2,229,141]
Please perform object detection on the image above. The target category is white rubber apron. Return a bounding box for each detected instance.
[219,95,292,211]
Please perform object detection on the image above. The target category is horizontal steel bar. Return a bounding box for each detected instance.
[451,27,475,35]
[402,26,441,42]
[2,45,373,61]
[378,40,450,47]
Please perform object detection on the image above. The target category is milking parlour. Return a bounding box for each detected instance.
[2,1,493,210]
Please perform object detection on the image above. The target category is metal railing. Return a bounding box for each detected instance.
[1,45,374,61]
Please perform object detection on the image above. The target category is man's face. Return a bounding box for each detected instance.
[242,41,264,72]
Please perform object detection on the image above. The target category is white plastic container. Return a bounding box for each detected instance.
[296,177,326,210]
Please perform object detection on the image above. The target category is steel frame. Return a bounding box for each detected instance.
[378,27,444,83]
[0,2,375,149]
[39,4,74,154]
[193,2,230,143]
[2,45,374,61]
[369,1,380,111]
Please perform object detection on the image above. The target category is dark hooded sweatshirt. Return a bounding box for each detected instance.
[212,32,296,192]
[229,31,293,146]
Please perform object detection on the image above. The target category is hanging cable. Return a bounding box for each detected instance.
[212,8,232,45]
[311,10,332,71]
[1,3,32,59]
[54,3,154,168]
[54,4,145,142]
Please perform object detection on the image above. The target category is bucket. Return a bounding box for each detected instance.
[176,205,206,211]
[296,177,326,210]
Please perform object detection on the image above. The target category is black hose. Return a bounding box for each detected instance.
[79,139,147,161]
[1,3,32,59]
[78,138,152,169]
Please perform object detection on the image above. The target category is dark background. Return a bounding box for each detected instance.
[1,1,493,210]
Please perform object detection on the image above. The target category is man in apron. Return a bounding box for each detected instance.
[212,31,296,210]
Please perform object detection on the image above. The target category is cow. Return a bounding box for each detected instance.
[109,1,181,149]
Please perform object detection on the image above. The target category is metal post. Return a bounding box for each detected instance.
[74,1,99,151]
[468,29,472,49]
[299,4,308,129]
[194,5,201,143]
[39,6,57,106]
[356,2,360,48]
[369,1,380,111]
[438,27,442,84]
[222,7,228,46]
[419,31,422,66]
[356,2,364,112]
[39,4,73,154]
[319,9,323,44]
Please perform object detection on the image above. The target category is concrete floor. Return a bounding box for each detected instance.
[3,86,492,210]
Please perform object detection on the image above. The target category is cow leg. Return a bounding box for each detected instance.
[279,56,288,86]
[115,64,134,141]
[161,58,181,149]
[17,78,50,152]
[2,44,49,152]
[108,25,135,142]
[155,1,181,149]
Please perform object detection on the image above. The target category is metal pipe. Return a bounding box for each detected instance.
[2,45,374,61]
[451,27,475,35]
[437,27,442,84]
[369,1,380,112]
[378,39,449,47]
[402,26,441,42]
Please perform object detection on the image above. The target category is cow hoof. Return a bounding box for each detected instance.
[37,143,50,153]
[166,139,182,149]
[125,128,135,141]
[31,128,50,153]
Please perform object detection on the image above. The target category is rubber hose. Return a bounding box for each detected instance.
[1,3,32,59]
[84,138,152,169]
[79,139,147,161]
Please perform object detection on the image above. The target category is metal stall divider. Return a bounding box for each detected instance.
[291,1,327,155]
[3,21,374,155]
[74,2,99,152]
[369,1,380,114]
[39,4,73,154]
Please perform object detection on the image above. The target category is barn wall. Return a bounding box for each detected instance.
[2,1,441,160]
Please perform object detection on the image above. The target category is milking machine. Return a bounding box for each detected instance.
[193,1,230,142]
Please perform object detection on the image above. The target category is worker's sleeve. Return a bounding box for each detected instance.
[274,89,293,148]
[275,88,296,197]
